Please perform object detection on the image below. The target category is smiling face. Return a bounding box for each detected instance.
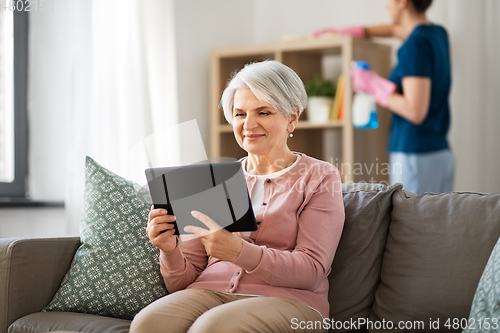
[232,88,295,158]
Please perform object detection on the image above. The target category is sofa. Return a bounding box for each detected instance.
[2,182,500,333]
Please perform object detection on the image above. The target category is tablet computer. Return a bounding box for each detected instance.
[145,161,257,236]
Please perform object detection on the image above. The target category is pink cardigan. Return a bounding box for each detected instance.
[159,153,345,318]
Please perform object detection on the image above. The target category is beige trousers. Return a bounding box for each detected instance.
[130,288,326,333]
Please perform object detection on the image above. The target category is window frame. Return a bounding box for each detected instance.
[0,10,28,198]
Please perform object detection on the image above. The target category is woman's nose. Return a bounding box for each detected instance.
[243,114,258,130]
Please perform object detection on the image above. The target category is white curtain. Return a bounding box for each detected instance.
[429,0,500,193]
[65,0,179,235]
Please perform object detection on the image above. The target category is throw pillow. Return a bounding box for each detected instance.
[43,156,168,320]
[371,189,500,332]
[328,182,402,332]
[463,235,500,333]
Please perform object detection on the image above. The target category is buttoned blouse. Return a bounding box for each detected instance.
[159,153,345,318]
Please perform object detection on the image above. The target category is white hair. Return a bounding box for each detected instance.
[220,60,307,124]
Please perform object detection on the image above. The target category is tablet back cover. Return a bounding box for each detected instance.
[145,162,257,234]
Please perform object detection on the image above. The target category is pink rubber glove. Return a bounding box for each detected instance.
[313,26,365,38]
[351,68,396,107]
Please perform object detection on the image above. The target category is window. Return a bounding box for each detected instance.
[0,10,28,197]
[0,9,14,183]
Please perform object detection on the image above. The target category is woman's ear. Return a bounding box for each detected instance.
[288,108,300,132]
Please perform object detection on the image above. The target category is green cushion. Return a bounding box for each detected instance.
[464,235,500,333]
[43,156,168,320]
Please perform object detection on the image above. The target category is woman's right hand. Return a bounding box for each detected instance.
[146,206,178,253]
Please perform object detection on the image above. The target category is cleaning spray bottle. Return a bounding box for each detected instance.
[351,61,379,129]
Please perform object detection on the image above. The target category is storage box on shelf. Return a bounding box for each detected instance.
[210,36,391,183]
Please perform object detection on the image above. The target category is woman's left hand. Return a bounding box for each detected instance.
[185,210,243,262]
[351,67,396,107]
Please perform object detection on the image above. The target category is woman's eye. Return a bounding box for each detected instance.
[234,113,244,117]
[260,112,271,116]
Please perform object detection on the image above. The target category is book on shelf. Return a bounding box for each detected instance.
[331,74,345,120]
[338,88,344,120]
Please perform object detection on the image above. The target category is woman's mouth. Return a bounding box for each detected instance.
[244,134,265,141]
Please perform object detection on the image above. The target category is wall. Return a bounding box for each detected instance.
[2,0,499,238]
[0,208,67,238]
[173,0,255,145]
[441,0,500,193]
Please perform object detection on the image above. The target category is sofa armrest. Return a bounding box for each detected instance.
[0,237,80,333]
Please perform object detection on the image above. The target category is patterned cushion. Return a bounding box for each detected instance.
[43,156,168,320]
[464,236,500,333]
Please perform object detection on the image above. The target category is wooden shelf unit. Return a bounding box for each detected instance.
[210,36,392,183]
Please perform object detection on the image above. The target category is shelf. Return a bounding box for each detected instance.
[279,36,346,54]
[213,35,349,58]
[296,120,344,129]
[210,36,392,183]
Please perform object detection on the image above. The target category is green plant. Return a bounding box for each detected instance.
[305,77,336,97]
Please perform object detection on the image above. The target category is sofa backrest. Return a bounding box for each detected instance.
[370,189,500,332]
[330,185,500,333]
[328,183,402,331]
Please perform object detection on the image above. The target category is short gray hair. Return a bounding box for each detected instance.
[220,60,307,124]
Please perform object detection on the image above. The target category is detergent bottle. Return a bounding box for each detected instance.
[351,61,379,129]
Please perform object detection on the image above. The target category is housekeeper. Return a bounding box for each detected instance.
[131,60,345,333]
[318,0,455,194]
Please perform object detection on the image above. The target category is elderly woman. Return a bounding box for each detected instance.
[130,60,345,333]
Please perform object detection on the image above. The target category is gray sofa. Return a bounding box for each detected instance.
[2,183,500,333]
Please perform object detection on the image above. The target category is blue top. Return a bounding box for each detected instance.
[388,23,451,153]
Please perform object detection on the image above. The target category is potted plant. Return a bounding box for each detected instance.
[304,77,336,123]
